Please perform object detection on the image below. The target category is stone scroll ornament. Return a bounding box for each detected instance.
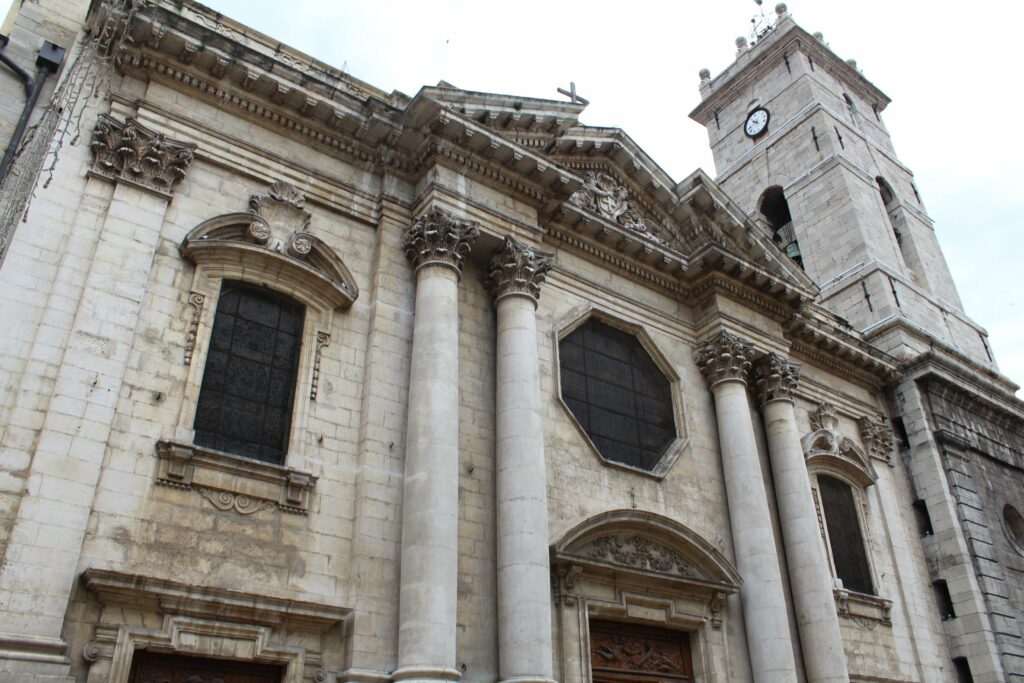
[483,235,554,304]
[754,352,800,405]
[403,206,481,276]
[693,331,755,387]
[90,114,196,193]
[568,171,661,242]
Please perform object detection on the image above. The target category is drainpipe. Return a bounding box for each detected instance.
[0,36,66,181]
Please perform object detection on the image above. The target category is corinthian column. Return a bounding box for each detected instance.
[694,333,797,683]
[755,354,850,683]
[484,236,557,683]
[396,207,479,683]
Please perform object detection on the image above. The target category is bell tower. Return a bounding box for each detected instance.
[689,3,995,368]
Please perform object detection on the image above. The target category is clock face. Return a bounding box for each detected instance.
[745,107,770,138]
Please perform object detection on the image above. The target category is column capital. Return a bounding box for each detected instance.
[754,352,801,405]
[859,416,895,465]
[484,235,553,306]
[403,206,480,277]
[90,114,196,195]
[693,331,755,388]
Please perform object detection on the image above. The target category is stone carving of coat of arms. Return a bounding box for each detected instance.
[569,171,660,241]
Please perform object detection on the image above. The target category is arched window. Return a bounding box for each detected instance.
[877,176,920,281]
[759,186,803,269]
[818,474,874,595]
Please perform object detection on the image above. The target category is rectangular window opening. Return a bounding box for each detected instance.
[912,499,933,537]
[933,579,956,621]
[952,657,974,683]
[193,281,305,465]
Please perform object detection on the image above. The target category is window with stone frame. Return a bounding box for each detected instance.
[818,474,875,595]
[559,317,675,471]
[193,281,305,465]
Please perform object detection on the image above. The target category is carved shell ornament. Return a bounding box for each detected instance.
[569,171,662,242]
[247,180,313,255]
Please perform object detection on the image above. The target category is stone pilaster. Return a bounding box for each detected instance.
[395,207,479,683]
[484,236,557,683]
[694,333,797,683]
[755,354,850,683]
[0,115,194,678]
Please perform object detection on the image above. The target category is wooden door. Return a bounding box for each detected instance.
[590,619,693,683]
[129,652,282,683]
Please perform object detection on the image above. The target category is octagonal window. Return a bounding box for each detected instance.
[559,317,676,471]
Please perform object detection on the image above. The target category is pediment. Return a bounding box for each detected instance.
[180,181,359,310]
[552,509,742,591]
[405,85,584,139]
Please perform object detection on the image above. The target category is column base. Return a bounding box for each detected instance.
[390,665,462,682]
[499,677,559,683]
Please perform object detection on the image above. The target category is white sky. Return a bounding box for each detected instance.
[202,0,1024,390]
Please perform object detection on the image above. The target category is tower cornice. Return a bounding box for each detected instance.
[689,19,890,126]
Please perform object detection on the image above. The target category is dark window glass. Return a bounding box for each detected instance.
[194,281,305,465]
[559,318,674,471]
[819,475,874,595]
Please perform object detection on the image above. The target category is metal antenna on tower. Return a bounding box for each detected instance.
[750,0,774,42]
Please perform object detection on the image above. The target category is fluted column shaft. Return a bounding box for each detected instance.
[756,355,850,683]
[695,333,797,683]
[396,208,479,682]
[486,237,557,683]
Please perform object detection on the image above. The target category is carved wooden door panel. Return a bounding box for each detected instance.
[129,652,281,683]
[590,620,693,682]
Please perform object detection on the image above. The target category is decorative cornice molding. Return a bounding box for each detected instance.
[858,416,895,466]
[754,353,800,405]
[484,235,553,305]
[693,331,755,388]
[89,114,196,195]
[403,206,480,277]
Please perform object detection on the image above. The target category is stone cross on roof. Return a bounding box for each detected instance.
[557,81,590,106]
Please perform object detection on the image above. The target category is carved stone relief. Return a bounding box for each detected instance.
[155,441,317,515]
[858,415,896,466]
[183,292,205,365]
[310,331,330,400]
[802,402,877,487]
[90,114,196,194]
[569,171,662,242]
[580,534,699,579]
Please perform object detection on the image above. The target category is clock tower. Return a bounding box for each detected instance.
[689,3,995,370]
[691,7,1024,683]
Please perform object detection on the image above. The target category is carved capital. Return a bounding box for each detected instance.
[90,114,195,194]
[484,235,553,305]
[403,206,480,277]
[859,416,895,465]
[693,331,755,388]
[754,352,800,405]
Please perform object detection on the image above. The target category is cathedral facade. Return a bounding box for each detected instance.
[0,2,1021,682]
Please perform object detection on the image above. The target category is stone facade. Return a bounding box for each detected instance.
[0,2,1020,683]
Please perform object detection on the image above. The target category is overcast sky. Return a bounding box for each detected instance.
[201,0,1023,391]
